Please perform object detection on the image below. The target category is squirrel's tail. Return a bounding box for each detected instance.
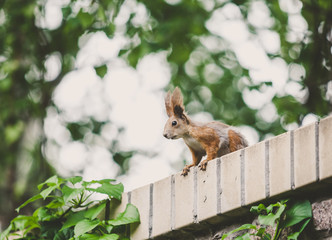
[228,129,248,152]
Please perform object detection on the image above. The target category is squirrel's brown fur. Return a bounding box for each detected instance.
[163,87,248,176]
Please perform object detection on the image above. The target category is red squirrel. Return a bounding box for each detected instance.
[163,87,248,176]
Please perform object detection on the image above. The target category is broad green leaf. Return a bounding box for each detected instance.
[10,215,39,231]
[95,65,108,78]
[80,233,119,240]
[0,223,13,239]
[235,232,252,240]
[250,203,266,214]
[107,203,140,226]
[34,207,55,221]
[287,218,311,240]
[74,219,100,237]
[61,211,86,231]
[16,194,43,212]
[284,200,312,227]
[83,179,116,186]
[262,233,272,240]
[258,203,286,226]
[100,233,119,240]
[221,224,257,240]
[66,176,83,185]
[84,201,107,220]
[46,198,64,209]
[255,227,266,237]
[54,228,74,240]
[62,185,84,203]
[38,175,61,190]
[104,224,113,234]
[87,182,123,200]
[40,185,58,199]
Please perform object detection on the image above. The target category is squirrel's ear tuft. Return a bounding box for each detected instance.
[165,90,172,117]
[171,87,187,120]
[171,87,184,111]
[174,105,184,117]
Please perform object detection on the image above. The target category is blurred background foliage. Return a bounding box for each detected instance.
[0,0,331,230]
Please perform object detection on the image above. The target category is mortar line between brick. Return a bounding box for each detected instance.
[315,121,320,181]
[241,149,245,206]
[149,183,153,239]
[290,130,295,190]
[217,158,222,214]
[127,191,131,204]
[193,167,198,223]
[171,175,175,230]
[265,141,270,198]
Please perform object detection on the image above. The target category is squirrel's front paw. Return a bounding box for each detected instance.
[199,160,208,171]
[181,166,190,176]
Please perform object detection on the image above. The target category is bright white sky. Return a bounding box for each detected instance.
[41,0,318,191]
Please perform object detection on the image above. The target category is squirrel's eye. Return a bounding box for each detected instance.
[172,121,177,126]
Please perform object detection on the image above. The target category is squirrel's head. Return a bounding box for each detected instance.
[163,87,190,140]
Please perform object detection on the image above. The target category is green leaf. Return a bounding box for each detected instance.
[284,200,312,227]
[80,233,119,240]
[84,201,107,220]
[1,223,13,239]
[62,185,84,203]
[74,219,100,237]
[287,218,311,240]
[34,207,55,221]
[66,176,83,185]
[83,179,117,186]
[221,224,256,240]
[61,211,86,231]
[54,228,74,240]
[46,198,64,209]
[258,203,286,226]
[86,182,124,200]
[38,175,61,190]
[262,233,272,240]
[40,185,58,199]
[16,194,43,212]
[250,203,267,214]
[256,227,266,237]
[10,215,39,232]
[107,203,140,226]
[235,232,252,240]
[95,64,108,78]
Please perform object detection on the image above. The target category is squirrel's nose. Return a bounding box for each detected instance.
[163,133,168,139]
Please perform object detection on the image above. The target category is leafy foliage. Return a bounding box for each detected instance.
[221,200,312,240]
[1,176,139,240]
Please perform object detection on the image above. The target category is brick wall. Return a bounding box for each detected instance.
[111,116,332,240]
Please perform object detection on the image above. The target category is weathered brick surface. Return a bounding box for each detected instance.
[123,116,332,240]
[269,132,292,196]
[130,184,150,240]
[173,167,195,229]
[197,158,218,222]
[220,150,242,215]
[244,141,266,205]
[319,116,332,182]
[293,123,317,188]
[152,177,172,238]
